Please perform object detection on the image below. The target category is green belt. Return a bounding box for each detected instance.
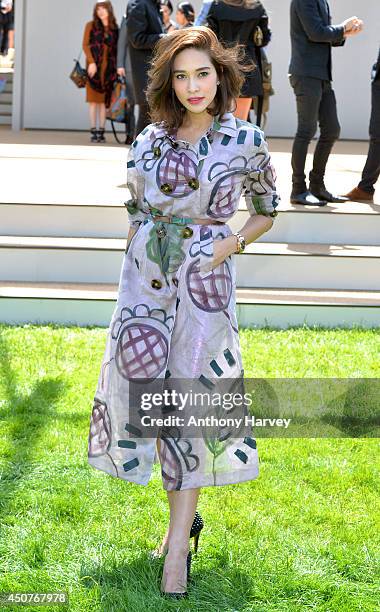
[147,212,195,226]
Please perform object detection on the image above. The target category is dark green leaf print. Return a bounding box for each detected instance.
[146,223,187,276]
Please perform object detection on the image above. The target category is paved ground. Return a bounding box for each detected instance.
[0,126,378,208]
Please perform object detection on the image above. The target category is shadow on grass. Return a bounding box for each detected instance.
[79,551,254,612]
[0,329,67,517]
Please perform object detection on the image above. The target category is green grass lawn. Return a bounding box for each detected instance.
[0,325,379,612]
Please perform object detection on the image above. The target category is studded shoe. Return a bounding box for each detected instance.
[189,511,204,554]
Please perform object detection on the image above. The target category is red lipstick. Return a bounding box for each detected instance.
[187,97,204,105]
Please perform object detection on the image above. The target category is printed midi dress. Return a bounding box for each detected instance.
[87,111,280,491]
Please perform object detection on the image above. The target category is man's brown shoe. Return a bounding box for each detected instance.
[344,187,374,203]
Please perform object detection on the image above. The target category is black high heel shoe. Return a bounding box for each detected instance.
[161,550,192,599]
[190,511,203,554]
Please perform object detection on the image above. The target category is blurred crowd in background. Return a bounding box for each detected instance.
[0,0,14,68]
[80,0,379,204]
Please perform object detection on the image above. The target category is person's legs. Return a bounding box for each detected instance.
[89,103,98,142]
[358,80,380,194]
[8,28,14,49]
[97,103,106,143]
[135,101,150,135]
[98,103,106,129]
[161,487,200,593]
[97,103,107,143]
[125,76,136,143]
[124,106,135,144]
[309,80,341,189]
[0,24,8,55]
[289,76,321,196]
[234,98,252,121]
[0,13,6,54]
[155,437,201,593]
[89,102,97,128]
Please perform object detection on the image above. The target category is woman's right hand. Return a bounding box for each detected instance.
[87,63,97,78]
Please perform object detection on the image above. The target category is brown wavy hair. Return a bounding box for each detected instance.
[92,1,118,30]
[146,26,254,129]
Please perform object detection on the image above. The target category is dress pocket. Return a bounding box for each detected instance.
[125,222,148,275]
[199,225,233,278]
[125,227,139,257]
[199,227,215,279]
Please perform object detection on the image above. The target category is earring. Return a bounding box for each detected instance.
[217,81,220,85]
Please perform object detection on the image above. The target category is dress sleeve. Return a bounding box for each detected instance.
[125,144,147,229]
[82,22,95,64]
[242,129,280,219]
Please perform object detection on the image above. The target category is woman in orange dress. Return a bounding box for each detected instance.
[83,1,119,143]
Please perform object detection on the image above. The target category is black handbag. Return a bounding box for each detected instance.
[70,51,87,89]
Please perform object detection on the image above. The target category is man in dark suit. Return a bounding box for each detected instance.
[126,0,165,135]
[344,48,380,204]
[117,13,136,144]
[289,0,363,206]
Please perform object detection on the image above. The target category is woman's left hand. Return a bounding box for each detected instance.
[211,235,237,270]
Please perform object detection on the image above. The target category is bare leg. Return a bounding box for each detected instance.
[98,103,106,129]
[89,102,97,128]
[234,97,252,121]
[155,438,198,556]
[155,438,171,555]
[161,487,200,593]
[8,29,14,49]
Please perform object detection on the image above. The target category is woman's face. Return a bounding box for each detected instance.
[96,5,109,20]
[161,5,171,23]
[172,48,219,115]
[175,9,187,26]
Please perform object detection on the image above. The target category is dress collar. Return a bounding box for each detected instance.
[150,111,238,142]
[150,113,238,161]
[211,111,238,136]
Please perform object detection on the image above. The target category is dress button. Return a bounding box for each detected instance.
[156,226,167,238]
[188,178,199,190]
[160,183,173,194]
[151,279,162,289]
[182,226,193,238]
[153,146,161,158]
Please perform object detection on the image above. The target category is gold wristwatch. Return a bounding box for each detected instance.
[234,232,246,254]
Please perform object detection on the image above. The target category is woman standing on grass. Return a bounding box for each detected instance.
[82,1,118,143]
[87,26,279,598]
